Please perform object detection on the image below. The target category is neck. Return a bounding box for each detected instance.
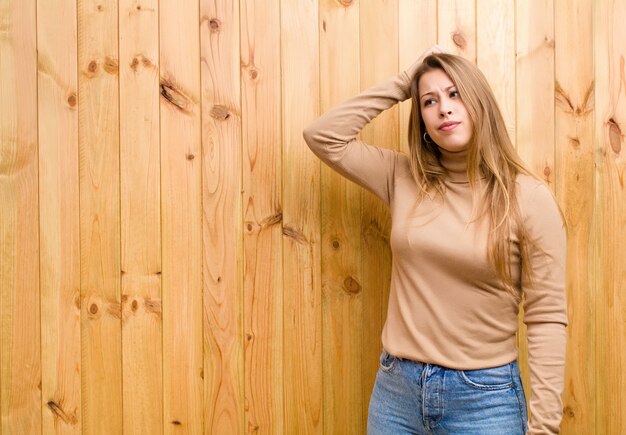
[438,147,469,183]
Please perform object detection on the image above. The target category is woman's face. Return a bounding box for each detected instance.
[418,68,473,152]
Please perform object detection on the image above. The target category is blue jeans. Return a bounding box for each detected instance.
[367,350,528,434]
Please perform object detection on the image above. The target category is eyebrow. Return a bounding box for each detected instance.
[420,85,456,100]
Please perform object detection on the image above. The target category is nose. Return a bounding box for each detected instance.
[439,98,453,117]
[439,106,452,117]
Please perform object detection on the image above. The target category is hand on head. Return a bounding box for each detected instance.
[403,44,447,82]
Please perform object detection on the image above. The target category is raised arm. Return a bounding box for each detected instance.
[303,46,444,205]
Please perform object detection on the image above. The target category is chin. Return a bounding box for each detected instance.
[438,143,469,153]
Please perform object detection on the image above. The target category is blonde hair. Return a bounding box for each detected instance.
[408,53,536,295]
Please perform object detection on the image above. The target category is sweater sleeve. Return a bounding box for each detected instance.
[302,74,412,205]
[520,182,568,434]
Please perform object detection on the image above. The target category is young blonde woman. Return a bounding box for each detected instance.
[303,47,567,435]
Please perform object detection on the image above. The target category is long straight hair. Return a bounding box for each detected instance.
[408,53,537,294]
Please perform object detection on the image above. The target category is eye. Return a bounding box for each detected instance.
[423,98,436,107]
[450,90,460,98]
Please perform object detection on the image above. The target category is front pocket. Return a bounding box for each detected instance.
[379,350,397,373]
[458,363,515,390]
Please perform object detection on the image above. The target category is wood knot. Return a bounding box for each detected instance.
[144,298,162,315]
[260,212,283,228]
[248,67,259,80]
[186,153,195,160]
[283,226,308,244]
[96,4,104,11]
[171,420,182,426]
[563,405,575,418]
[160,79,193,114]
[343,276,361,294]
[131,300,138,312]
[131,55,154,71]
[543,166,552,179]
[246,333,253,341]
[338,0,353,6]
[67,93,77,107]
[89,303,98,315]
[210,105,230,121]
[544,36,555,48]
[331,240,340,249]
[246,223,254,232]
[47,401,78,425]
[88,60,98,73]
[608,117,623,153]
[103,56,119,75]
[568,136,580,148]
[209,18,221,32]
[136,4,142,10]
[452,32,466,49]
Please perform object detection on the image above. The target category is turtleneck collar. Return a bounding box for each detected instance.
[438,147,469,183]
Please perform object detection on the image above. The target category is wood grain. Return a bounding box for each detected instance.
[281,0,323,433]
[555,0,595,432]
[516,0,555,182]
[160,0,204,432]
[477,0,515,140]
[0,0,41,433]
[200,0,244,433]
[240,0,284,433]
[594,1,626,433]
[77,0,122,433]
[0,3,624,433]
[437,0,476,62]
[119,0,163,433]
[319,0,362,433]
[37,0,81,432]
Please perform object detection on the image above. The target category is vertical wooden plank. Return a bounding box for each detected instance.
[594,1,626,433]
[398,0,437,154]
[477,0,515,138]
[119,0,162,433]
[437,0,476,62]
[319,1,362,433]
[240,0,284,433]
[200,0,244,433]
[516,0,555,183]
[160,0,204,432]
[281,0,322,433]
[359,0,397,427]
[554,0,595,432]
[37,0,81,432]
[77,0,122,433]
[0,0,41,433]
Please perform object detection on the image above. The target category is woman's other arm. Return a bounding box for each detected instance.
[521,181,568,435]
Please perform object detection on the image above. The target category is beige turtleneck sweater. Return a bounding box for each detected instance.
[303,74,567,434]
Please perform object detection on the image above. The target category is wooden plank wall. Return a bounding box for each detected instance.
[0,0,624,433]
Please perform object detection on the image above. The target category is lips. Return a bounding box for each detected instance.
[439,121,460,131]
